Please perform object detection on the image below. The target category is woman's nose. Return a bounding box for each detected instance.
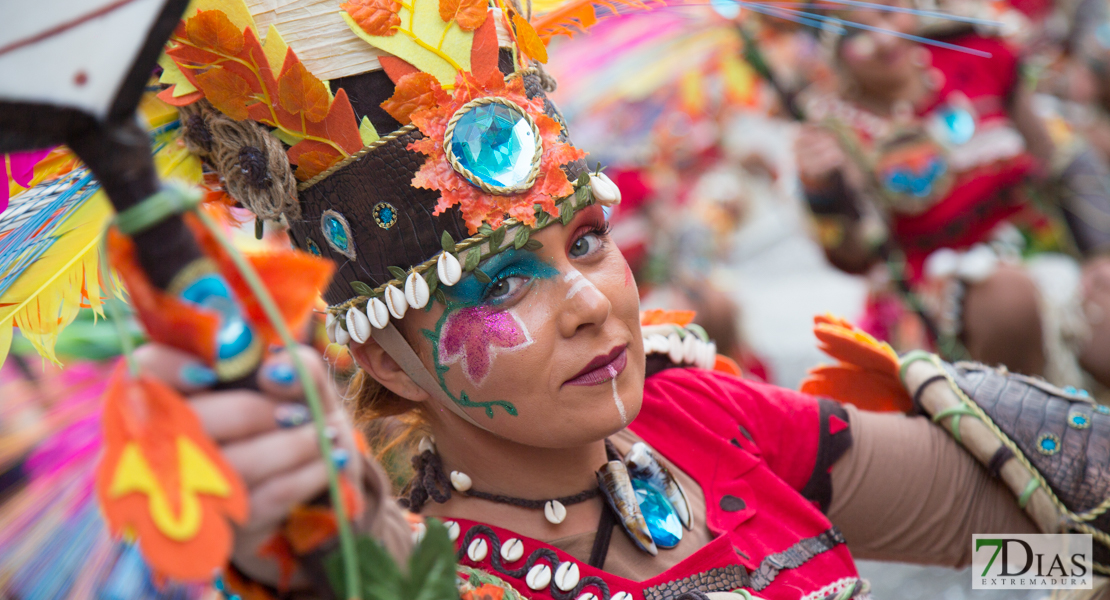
[556,269,612,337]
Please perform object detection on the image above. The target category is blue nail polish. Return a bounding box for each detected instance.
[181,363,218,387]
[265,363,297,386]
[331,448,350,470]
[274,404,310,428]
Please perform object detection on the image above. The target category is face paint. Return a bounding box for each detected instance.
[422,249,558,418]
[438,307,533,387]
[564,269,599,301]
[609,365,628,425]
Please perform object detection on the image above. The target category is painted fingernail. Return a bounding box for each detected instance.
[264,363,297,387]
[181,363,217,387]
[274,404,310,428]
[331,448,350,470]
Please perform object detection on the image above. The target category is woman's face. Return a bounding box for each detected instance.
[393,204,645,448]
[838,1,920,93]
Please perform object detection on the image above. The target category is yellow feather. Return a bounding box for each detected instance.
[0,192,118,367]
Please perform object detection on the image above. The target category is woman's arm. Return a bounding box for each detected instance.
[827,404,1038,568]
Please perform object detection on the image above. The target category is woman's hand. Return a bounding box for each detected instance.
[134,342,364,587]
[795,124,847,191]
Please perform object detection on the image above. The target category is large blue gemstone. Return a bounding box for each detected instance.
[631,478,683,548]
[449,103,538,189]
[323,213,350,251]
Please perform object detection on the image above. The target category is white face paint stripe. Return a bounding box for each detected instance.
[563,270,581,282]
[563,268,600,301]
[608,365,628,425]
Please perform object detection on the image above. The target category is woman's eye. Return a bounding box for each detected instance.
[570,233,601,258]
[487,276,526,300]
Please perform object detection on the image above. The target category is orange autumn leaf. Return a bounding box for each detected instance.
[799,314,913,413]
[186,10,245,55]
[341,0,402,37]
[512,13,548,63]
[278,62,330,123]
[96,366,248,581]
[283,506,338,554]
[640,309,696,327]
[382,72,446,125]
[294,149,340,181]
[439,0,488,31]
[195,67,254,121]
[462,584,505,600]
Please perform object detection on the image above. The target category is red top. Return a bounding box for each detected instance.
[450,368,860,600]
[894,34,1036,278]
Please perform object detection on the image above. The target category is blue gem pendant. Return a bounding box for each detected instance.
[597,442,691,555]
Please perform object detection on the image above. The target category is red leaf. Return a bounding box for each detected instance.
[278,61,330,123]
[341,0,402,36]
[381,72,446,125]
[156,87,204,107]
[185,10,245,55]
[380,55,420,85]
[470,13,499,82]
[439,0,488,31]
[194,66,254,120]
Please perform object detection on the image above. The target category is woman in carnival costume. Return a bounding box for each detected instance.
[5,0,1110,598]
[794,0,1110,392]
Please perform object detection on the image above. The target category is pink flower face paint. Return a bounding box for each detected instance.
[438,306,533,387]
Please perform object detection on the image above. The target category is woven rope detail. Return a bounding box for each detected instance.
[297,124,418,191]
[442,96,543,195]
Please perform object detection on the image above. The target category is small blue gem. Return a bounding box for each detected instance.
[1037,434,1060,455]
[1097,405,1110,415]
[631,478,682,549]
[1068,413,1090,429]
[373,202,398,229]
[936,106,975,146]
[449,102,538,190]
[331,448,350,470]
[321,210,355,259]
[306,238,322,256]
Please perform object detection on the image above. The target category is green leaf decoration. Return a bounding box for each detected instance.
[425,268,439,295]
[513,227,530,249]
[478,223,493,236]
[561,206,574,225]
[351,281,375,296]
[464,248,481,271]
[435,288,448,304]
[577,171,590,187]
[489,226,506,249]
[473,269,491,284]
[534,211,550,229]
[522,239,543,251]
[440,231,456,253]
[388,266,408,281]
[325,520,458,600]
[575,184,590,208]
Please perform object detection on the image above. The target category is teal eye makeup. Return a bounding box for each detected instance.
[446,248,559,306]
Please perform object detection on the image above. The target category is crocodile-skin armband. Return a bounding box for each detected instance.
[901,351,1110,574]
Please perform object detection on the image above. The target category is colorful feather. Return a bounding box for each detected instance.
[800,314,914,413]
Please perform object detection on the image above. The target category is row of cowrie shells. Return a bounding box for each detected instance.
[643,331,717,370]
[459,531,630,599]
[326,252,464,344]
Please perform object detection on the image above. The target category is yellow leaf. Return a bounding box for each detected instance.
[340,0,473,86]
[157,53,197,97]
[359,116,380,145]
[512,13,548,63]
[261,25,290,77]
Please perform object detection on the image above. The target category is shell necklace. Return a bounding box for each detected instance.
[403,437,692,557]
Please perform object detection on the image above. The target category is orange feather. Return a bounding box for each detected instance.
[800,314,913,412]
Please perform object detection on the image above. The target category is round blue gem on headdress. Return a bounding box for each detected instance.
[631,478,682,548]
[449,102,538,190]
[1068,412,1090,429]
[373,202,397,229]
[1098,405,1110,415]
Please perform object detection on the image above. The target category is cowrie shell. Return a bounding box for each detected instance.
[501,538,524,562]
[705,341,718,369]
[554,562,580,591]
[412,521,426,544]
[450,471,472,492]
[367,297,390,329]
[437,252,462,286]
[384,285,407,319]
[325,313,337,343]
[467,538,489,562]
[526,564,552,590]
[405,271,430,309]
[544,500,567,524]
[346,307,371,344]
[335,324,351,346]
[444,520,460,541]
[418,437,435,453]
[682,334,699,364]
[647,334,669,354]
[589,172,621,207]
[576,594,599,600]
[612,593,633,600]
[668,333,684,364]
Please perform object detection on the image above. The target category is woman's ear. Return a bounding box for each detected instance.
[349,338,432,404]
